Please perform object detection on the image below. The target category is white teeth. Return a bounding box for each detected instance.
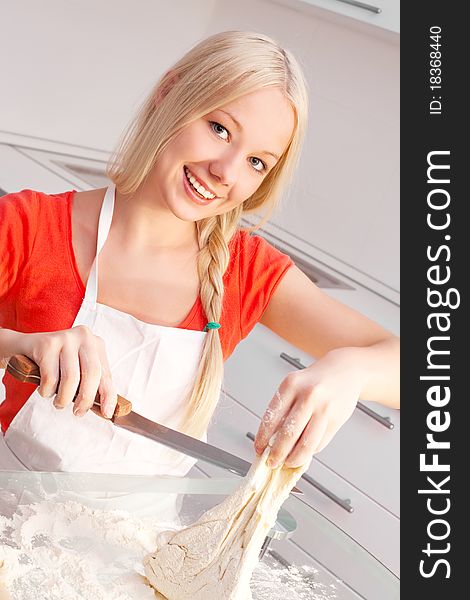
[185,168,215,199]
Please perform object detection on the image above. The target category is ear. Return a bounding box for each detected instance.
[155,70,179,105]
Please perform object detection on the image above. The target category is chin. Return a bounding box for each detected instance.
[170,202,207,223]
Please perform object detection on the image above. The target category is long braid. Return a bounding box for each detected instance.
[197,218,229,325]
[181,206,243,438]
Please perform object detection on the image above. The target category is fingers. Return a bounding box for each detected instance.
[96,341,117,419]
[315,425,340,455]
[73,345,102,416]
[265,397,314,468]
[31,326,115,418]
[37,343,60,399]
[254,371,343,470]
[254,353,364,471]
[54,344,81,409]
[284,414,329,468]
[254,383,292,456]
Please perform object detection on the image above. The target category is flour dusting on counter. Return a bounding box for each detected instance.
[0,500,336,600]
[0,500,166,599]
[252,554,338,600]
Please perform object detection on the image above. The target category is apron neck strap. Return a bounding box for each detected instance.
[84,184,116,303]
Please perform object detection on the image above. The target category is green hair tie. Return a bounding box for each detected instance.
[204,322,221,332]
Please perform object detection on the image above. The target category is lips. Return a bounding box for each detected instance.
[184,167,217,200]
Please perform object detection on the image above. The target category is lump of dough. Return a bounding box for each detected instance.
[143,447,307,600]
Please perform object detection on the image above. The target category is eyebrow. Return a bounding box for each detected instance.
[218,109,281,161]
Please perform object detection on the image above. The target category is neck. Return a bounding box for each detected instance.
[112,184,199,253]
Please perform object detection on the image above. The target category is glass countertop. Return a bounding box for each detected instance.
[0,471,398,599]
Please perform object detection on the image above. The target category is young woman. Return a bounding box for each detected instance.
[0,31,399,475]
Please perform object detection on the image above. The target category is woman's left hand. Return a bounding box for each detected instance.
[254,347,368,468]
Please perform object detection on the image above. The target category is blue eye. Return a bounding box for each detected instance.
[250,157,267,173]
[210,121,229,141]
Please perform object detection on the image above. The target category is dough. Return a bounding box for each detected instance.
[143,446,307,599]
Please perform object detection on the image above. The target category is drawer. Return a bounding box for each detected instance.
[223,323,400,516]
[207,393,399,579]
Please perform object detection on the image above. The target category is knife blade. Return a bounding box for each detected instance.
[113,411,253,477]
[6,355,303,495]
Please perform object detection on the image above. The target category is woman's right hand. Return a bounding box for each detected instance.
[15,326,117,418]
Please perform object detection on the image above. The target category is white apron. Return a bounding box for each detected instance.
[1,184,209,480]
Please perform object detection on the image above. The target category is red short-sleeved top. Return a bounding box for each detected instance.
[0,189,294,432]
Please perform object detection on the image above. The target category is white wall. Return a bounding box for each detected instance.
[0,0,399,293]
[0,0,218,149]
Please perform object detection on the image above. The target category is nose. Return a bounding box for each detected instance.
[209,150,241,187]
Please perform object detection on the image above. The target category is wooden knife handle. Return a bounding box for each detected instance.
[6,354,132,419]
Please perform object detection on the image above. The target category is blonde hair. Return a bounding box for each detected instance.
[107,31,309,438]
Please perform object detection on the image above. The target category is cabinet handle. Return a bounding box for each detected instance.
[246,432,354,513]
[356,401,394,429]
[334,0,382,14]
[279,353,394,430]
[301,471,354,513]
[279,353,305,370]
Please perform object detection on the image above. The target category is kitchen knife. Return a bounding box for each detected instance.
[6,355,303,495]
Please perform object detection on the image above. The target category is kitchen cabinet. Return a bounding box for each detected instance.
[269,0,399,33]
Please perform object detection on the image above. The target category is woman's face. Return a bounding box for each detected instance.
[148,87,295,221]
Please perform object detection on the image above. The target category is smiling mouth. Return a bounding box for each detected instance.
[184,167,217,200]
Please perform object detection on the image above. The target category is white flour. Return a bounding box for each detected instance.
[0,500,337,600]
[0,500,168,599]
